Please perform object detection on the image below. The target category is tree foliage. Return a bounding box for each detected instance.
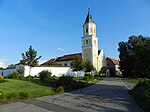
[71,56,83,71]
[7,64,15,69]
[99,67,107,74]
[17,66,25,76]
[118,35,150,78]
[83,60,94,73]
[20,45,41,67]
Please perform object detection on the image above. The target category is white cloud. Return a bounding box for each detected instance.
[57,47,64,51]
[0,59,8,68]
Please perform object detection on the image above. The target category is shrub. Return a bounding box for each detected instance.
[25,75,34,80]
[58,75,74,86]
[0,91,5,101]
[7,92,18,100]
[39,70,52,81]
[56,86,64,93]
[131,79,150,112]
[7,72,19,79]
[0,75,4,83]
[18,91,29,99]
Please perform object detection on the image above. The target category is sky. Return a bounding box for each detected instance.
[0,0,150,68]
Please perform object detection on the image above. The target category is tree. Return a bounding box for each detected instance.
[83,60,94,77]
[7,64,15,69]
[71,56,83,70]
[99,67,107,76]
[20,45,41,81]
[118,35,150,78]
[17,66,25,76]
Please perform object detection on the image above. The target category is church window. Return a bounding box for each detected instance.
[94,29,95,33]
[86,28,88,33]
[94,40,96,45]
[86,40,88,45]
[91,28,92,33]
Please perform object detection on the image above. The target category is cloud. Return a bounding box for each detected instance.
[57,47,65,51]
[0,59,8,68]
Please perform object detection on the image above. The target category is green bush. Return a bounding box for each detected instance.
[18,91,29,99]
[56,86,64,93]
[25,75,34,80]
[58,75,74,86]
[0,75,4,83]
[6,72,19,79]
[39,70,52,81]
[131,79,150,112]
[0,91,5,101]
[7,92,18,100]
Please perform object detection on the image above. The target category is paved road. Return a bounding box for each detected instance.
[0,78,143,112]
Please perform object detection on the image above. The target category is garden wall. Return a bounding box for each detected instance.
[0,65,84,77]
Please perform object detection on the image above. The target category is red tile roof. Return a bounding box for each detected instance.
[40,53,82,66]
[40,58,55,66]
[58,53,81,61]
[106,57,119,65]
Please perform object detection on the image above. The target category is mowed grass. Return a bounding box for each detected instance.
[0,79,55,98]
[73,77,101,85]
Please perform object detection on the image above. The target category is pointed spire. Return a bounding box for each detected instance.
[84,8,95,24]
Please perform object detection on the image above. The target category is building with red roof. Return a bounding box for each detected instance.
[106,57,121,76]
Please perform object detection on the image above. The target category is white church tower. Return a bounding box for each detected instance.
[82,9,106,72]
[82,9,98,70]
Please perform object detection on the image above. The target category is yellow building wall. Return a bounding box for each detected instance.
[83,48,91,62]
[93,48,98,70]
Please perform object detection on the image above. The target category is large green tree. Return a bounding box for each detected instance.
[83,60,94,76]
[20,45,41,79]
[71,56,83,77]
[118,35,150,78]
[71,56,83,71]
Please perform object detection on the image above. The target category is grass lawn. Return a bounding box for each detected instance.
[0,77,101,104]
[0,79,55,99]
[73,77,101,85]
[127,78,140,84]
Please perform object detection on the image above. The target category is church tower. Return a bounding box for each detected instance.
[82,9,98,70]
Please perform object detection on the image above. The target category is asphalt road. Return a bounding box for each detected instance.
[0,77,143,112]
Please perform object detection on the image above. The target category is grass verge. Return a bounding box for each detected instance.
[0,79,54,103]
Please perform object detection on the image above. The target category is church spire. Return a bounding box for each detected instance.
[84,8,95,24]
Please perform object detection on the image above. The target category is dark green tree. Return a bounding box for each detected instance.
[71,56,83,70]
[20,45,41,80]
[83,60,94,77]
[17,66,25,76]
[118,35,150,78]
[7,64,15,69]
[71,56,83,77]
[99,67,107,76]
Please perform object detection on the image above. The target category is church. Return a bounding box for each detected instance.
[0,9,121,77]
[41,9,107,72]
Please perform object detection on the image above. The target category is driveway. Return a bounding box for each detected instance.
[0,78,143,112]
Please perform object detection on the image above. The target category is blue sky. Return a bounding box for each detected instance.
[0,0,150,68]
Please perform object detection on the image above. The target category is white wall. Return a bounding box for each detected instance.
[0,65,81,77]
[24,66,72,77]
